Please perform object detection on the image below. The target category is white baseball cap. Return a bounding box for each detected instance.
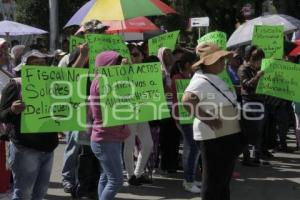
[0,38,6,46]
[13,50,52,72]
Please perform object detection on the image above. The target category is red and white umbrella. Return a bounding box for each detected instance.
[104,16,159,33]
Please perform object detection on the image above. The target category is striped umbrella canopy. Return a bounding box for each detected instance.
[149,0,176,14]
[75,16,159,33]
[64,0,176,28]
[104,16,159,33]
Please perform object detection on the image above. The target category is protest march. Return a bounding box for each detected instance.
[0,1,300,200]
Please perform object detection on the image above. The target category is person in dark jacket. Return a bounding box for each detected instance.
[61,20,107,195]
[0,50,58,200]
[238,45,267,165]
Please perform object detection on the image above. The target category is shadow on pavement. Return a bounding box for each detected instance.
[48,182,64,189]
[231,153,300,200]
[117,172,201,200]
[47,143,300,200]
[45,194,71,200]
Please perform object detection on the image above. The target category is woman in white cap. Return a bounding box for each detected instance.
[13,50,50,77]
[182,43,243,200]
[10,45,26,67]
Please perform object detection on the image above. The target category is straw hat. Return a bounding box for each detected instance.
[192,43,232,69]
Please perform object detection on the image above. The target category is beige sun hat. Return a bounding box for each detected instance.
[192,43,233,70]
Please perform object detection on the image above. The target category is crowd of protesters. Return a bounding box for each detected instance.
[0,19,299,200]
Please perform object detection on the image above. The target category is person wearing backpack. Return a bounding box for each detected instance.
[0,50,58,200]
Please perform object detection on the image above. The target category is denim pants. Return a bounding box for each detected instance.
[177,124,200,182]
[8,142,54,200]
[91,141,123,200]
[62,131,80,185]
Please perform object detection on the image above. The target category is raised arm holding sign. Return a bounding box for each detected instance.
[256,59,300,102]
[197,31,227,50]
[252,25,284,59]
[148,30,180,56]
[69,36,86,53]
[86,34,131,71]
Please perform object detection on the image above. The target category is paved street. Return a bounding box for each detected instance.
[44,140,300,200]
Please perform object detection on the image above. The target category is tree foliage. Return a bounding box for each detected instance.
[15,0,50,31]
[273,0,300,19]
[15,0,88,31]
[14,0,300,47]
[58,0,88,30]
[162,0,263,35]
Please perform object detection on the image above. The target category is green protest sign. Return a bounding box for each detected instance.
[219,69,235,92]
[99,62,170,127]
[148,30,180,56]
[252,25,284,59]
[21,66,88,133]
[256,59,300,102]
[86,34,131,71]
[175,79,194,124]
[197,31,227,50]
[69,36,85,53]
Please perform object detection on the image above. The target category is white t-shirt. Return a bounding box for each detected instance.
[58,54,70,68]
[185,70,240,141]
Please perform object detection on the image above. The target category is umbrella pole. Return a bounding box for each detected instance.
[205,26,209,34]
[5,32,11,48]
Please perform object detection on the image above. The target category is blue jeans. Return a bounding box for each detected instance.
[91,141,123,200]
[177,124,201,182]
[8,143,54,200]
[62,131,80,185]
